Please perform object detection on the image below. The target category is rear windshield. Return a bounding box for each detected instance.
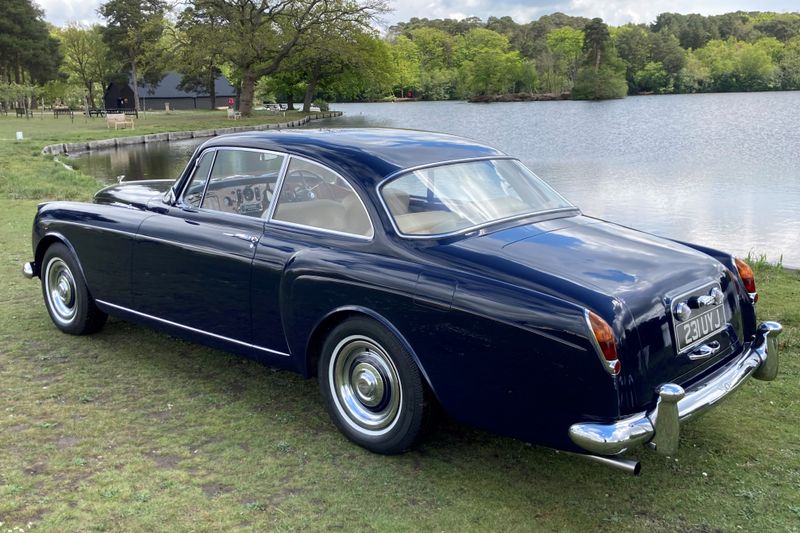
[381,159,574,236]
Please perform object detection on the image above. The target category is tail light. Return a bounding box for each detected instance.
[586,310,621,376]
[734,257,758,303]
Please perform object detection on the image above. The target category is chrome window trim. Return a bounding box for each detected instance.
[179,149,218,208]
[177,146,288,218]
[376,157,579,240]
[96,299,290,357]
[268,154,375,240]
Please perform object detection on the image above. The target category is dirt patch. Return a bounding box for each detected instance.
[201,482,235,498]
[147,451,181,469]
[56,435,81,449]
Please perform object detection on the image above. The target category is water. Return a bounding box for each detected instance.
[73,92,800,266]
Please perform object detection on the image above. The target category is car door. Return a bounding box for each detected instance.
[132,147,286,347]
[251,156,375,354]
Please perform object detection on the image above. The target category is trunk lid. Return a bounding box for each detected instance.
[431,215,745,412]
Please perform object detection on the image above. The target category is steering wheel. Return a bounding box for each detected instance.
[281,170,332,202]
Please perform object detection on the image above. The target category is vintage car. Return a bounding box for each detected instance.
[23,128,782,474]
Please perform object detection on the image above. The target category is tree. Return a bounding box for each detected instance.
[0,0,61,98]
[779,36,800,89]
[614,24,650,92]
[176,5,226,109]
[572,18,627,99]
[546,27,584,85]
[191,0,386,116]
[57,25,118,108]
[100,0,168,111]
[634,61,669,92]
[389,35,420,97]
[458,28,532,96]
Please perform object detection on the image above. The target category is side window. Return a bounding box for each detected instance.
[272,158,372,237]
[182,151,214,208]
[200,149,285,217]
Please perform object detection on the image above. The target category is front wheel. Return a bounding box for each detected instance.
[318,317,432,454]
[41,243,107,335]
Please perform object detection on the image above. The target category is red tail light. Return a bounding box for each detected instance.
[586,310,621,375]
[734,257,758,302]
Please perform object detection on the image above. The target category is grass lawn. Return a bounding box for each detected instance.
[0,112,798,531]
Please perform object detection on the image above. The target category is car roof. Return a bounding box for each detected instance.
[201,128,507,186]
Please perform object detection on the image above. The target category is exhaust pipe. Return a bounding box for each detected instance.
[576,453,642,475]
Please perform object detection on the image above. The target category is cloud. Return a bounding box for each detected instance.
[37,0,103,26]
[38,0,798,29]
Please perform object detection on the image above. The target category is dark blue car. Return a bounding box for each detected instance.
[23,129,782,474]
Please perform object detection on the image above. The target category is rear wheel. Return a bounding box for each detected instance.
[318,317,432,454]
[41,243,107,335]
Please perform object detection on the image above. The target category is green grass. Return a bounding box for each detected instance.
[0,113,798,531]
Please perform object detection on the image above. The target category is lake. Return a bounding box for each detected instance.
[72,92,800,266]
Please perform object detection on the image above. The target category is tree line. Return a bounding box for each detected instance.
[2,1,800,114]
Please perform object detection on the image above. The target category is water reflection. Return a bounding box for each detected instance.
[73,93,800,266]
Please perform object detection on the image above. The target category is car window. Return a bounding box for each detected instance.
[272,158,373,238]
[199,149,285,217]
[381,159,574,236]
[182,151,214,208]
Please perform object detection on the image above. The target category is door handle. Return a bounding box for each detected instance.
[223,232,259,246]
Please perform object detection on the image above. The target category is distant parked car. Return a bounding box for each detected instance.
[23,129,781,474]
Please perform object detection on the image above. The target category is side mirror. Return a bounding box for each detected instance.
[162,187,177,206]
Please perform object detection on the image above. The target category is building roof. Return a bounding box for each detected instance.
[137,71,236,99]
[200,128,507,186]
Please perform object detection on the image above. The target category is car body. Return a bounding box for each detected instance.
[24,128,782,474]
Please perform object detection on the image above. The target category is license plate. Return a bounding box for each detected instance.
[675,304,726,352]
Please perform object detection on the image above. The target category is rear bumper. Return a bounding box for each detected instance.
[569,321,783,456]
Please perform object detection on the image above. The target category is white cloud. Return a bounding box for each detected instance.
[37,0,798,29]
[37,0,103,26]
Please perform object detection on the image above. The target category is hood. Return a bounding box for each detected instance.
[94,179,174,210]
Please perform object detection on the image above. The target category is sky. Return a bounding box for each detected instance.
[37,0,798,29]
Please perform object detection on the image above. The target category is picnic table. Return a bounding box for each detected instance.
[16,107,31,118]
[87,109,107,118]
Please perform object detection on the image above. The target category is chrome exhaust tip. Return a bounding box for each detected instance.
[576,453,642,476]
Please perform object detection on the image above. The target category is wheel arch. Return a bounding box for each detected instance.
[302,305,439,401]
[35,232,87,282]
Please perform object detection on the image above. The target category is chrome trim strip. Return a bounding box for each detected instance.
[568,321,782,456]
[95,299,291,357]
[379,155,516,183]
[263,153,292,221]
[268,154,375,240]
[375,158,579,240]
[44,220,138,239]
[268,218,373,241]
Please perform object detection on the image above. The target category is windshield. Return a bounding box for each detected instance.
[381,159,575,236]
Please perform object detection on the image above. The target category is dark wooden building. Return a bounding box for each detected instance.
[103,72,237,111]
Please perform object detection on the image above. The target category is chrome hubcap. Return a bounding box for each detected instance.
[45,258,77,325]
[330,335,402,435]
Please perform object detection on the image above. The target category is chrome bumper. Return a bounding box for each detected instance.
[569,321,783,456]
[22,262,35,279]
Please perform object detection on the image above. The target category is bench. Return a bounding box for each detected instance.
[227,108,242,120]
[87,109,106,118]
[15,108,30,118]
[106,113,135,130]
[53,107,73,118]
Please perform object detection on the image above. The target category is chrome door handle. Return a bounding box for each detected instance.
[223,232,259,245]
